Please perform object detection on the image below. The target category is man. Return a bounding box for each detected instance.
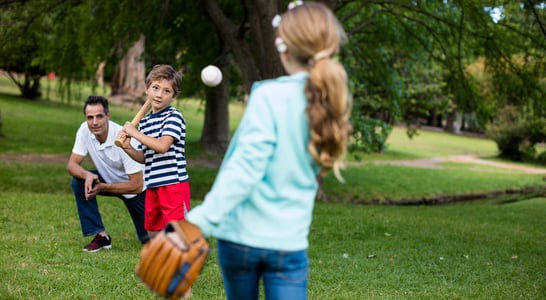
[67,96,149,252]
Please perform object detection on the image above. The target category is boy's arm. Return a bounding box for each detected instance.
[116,130,146,163]
[122,122,174,154]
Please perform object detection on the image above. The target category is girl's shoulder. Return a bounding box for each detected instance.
[250,73,308,103]
[251,72,308,92]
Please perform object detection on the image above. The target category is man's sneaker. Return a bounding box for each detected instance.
[83,234,112,252]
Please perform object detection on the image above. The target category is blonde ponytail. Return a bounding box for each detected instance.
[278,2,352,181]
[306,58,352,181]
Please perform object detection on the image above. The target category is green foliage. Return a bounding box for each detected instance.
[537,149,546,165]
[0,2,46,99]
[339,0,545,147]
[349,114,392,154]
[1,0,545,161]
[486,105,546,163]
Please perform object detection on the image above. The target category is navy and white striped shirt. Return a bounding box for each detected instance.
[138,106,189,188]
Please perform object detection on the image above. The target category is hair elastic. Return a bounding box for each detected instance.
[313,50,330,61]
[272,1,304,28]
[272,14,281,28]
[288,1,304,10]
[275,37,287,53]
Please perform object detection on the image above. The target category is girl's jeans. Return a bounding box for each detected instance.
[217,239,308,300]
[71,170,149,244]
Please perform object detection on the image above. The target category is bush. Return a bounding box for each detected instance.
[486,105,546,162]
[537,150,546,165]
[349,116,392,154]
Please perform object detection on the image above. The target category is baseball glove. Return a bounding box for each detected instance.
[135,220,209,299]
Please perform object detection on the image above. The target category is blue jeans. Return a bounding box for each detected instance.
[71,171,149,244]
[217,239,308,300]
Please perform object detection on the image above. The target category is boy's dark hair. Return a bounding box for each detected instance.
[145,64,182,97]
[83,96,109,115]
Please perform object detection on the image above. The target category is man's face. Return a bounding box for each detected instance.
[84,104,109,141]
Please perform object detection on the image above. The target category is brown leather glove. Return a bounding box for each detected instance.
[135,220,209,299]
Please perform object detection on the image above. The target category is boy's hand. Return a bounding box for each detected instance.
[116,130,132,149]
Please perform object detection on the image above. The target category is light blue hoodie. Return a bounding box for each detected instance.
[187,72,319,251]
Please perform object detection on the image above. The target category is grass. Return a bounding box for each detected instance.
[307,199,546,299]
[1,193,545,299]
[1,77,545,299]
[349,128,499,162]
[322,164,543,204]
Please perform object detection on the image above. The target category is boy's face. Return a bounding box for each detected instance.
[146,79,176,113]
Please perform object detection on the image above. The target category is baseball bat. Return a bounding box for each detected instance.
[114,99,152,147]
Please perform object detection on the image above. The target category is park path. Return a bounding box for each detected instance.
[367,154,546,174]
[1,153,546,174]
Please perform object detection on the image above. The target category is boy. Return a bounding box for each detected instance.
[118,64,190,239]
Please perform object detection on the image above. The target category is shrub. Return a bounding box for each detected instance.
[486,105,546,163]
[536,150,546,165]
[349,115,392,154]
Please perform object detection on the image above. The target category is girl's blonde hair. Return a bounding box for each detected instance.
[278,2,352,181]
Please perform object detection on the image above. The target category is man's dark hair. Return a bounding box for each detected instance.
[83,96,109,115]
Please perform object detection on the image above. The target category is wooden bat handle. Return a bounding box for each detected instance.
[114,99,152,147]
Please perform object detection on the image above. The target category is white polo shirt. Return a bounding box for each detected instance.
[72,120,145,198]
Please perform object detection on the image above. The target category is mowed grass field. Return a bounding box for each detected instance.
[0,77,545,299]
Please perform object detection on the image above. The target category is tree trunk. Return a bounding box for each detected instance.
[444,110,462,133]
[111,35,146,99]
[200,56,231,155]
[248,0,285,80]
[22,74,41,100]
[96,61,106,87]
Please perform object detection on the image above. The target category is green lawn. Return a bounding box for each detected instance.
[0,79,545,299]
[1,192,544,299]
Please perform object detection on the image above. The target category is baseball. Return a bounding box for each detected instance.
[200,65,222,87]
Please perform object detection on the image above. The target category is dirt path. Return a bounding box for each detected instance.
[367,154,546,174]
[1,153,545,174]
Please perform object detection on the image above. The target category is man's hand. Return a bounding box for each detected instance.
[84,174,100,200]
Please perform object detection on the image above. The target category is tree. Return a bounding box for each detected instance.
[338,0,544,151]
[110,35,146,100]
[0,1,48,99]
[1,0,544,160]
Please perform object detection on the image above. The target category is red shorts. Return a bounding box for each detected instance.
[144,181,191,231]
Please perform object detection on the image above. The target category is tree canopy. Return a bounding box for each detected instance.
[1,0,544,159]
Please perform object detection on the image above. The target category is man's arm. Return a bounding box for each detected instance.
[67,153,95,180]
[95,171,144,195]
[67,153,144,198]
[67,153,100,200]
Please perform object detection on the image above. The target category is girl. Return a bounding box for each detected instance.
[188,2,352,299]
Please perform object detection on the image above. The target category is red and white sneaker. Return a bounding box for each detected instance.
[83,234,112,252]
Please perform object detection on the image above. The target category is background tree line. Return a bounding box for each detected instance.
[0,0,544,162]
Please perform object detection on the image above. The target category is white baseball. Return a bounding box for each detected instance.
[200,65,222,87]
